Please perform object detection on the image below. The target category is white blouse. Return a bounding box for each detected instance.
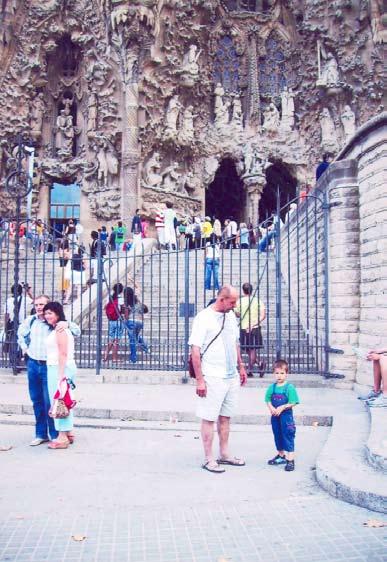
[46,328,75,367]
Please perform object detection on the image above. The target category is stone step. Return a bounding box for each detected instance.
[315,395,387,514]
[0,370,346,387]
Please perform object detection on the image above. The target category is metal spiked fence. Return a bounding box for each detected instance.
[0,191,331,377]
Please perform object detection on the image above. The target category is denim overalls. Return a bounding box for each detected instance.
[270,383,296,452]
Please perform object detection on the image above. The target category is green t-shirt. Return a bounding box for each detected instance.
[265,382,300,404]
[114,226,127,242]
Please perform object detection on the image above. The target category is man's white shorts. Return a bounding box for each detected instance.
[196,375,240,421]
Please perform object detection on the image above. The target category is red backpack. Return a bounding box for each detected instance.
[105,298,120,320]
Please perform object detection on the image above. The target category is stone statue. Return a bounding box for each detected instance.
[180,45,201,84]
[106,144,119,176]
[95,139,119,183]
[243,144,254,176]
[161,162,181,191]
[280,87,295,131]
[263,102,280,133]
[340,105,356,142]
[164,95,181,138]
[96,141,108,184]
[370,0,385,44]
[56,110,76,156]
[320,53,340,87]
[143,152,163,188]
[87,91,98,133]
[231,93,243,130]
[319,107,339,153]
[179,105,195,144]
[30,93,45,136]
[62,96,73,115]
[214,83,230,130]
[178,170,198,195]
[99,0,109,13]
[243,143,266,180]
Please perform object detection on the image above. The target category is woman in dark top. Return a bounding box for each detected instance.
[63,247,85,304]
[122,287,148,363]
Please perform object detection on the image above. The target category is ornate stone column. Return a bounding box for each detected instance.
[121,80,140,220]
[246,33,260,131]
[244,177,265,226]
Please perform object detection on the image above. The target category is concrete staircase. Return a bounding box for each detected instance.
[82,247,321,373]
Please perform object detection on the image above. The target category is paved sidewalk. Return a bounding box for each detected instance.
[0,424,386,562]
[0,379,356,423]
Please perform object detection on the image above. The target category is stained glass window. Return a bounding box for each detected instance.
[259,34,287,97]
[213,36,239,93]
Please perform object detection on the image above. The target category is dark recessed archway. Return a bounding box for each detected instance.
[206,158,245,223]
[259,162,297,221]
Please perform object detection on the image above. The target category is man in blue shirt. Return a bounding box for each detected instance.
[18,295,80,446]
[131,209,142,240]
[316,153,330,181]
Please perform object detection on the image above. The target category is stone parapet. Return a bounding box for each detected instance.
[313,114,386,382]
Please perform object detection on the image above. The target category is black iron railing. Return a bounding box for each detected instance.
[0,192,330,376]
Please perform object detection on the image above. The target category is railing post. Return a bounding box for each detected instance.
[323,189,330,375]
[95,237,103,375]
[275,188,282,361]
[11,195,21,375]
[182,238,190,383]
[5,134,34,375]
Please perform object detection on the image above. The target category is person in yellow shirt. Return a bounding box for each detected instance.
[201,217,213,246]
[235,282,266,377]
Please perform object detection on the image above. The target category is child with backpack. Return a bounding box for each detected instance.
[103,283,124,362]
[265,359,299,472]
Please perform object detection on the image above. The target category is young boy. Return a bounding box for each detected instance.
[265,359,299,472]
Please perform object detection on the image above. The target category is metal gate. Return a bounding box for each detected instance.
[0,192,330,376]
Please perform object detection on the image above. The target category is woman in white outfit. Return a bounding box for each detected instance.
[44,302,77,449]
[164,201,177,250]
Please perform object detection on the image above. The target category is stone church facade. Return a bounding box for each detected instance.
[0,0,384,231]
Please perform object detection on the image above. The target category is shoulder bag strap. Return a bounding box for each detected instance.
[200,313,226,359]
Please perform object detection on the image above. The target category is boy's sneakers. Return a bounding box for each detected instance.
[268,454,287,465]
[367,394,387,408]
[285,460,295,472]
[358,390,381,401]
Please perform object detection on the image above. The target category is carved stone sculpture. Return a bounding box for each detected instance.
[0,0,382,225]
[56,110,76,157]
[320,107,339,153]
[318,53,340,88]
[231,93,243,130]
[96,143,108,184]
[263,102,280,133]
[164,95,181,139]
[180,44,201,86]
[30,93,45,137]
[161,161,181,191]
[95,139,119,184]
[178,170,199,196]
[106,144,119,176]
[340,105,356,143]
[280,87,295,131]
[214,83,230,130]
[243,143,267,182]
[143,152,163,188]
[87,91,98,134]
[179,105,195,145]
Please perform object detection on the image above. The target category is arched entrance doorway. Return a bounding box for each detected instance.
[206,159,245,223]
[259,162,297,221]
